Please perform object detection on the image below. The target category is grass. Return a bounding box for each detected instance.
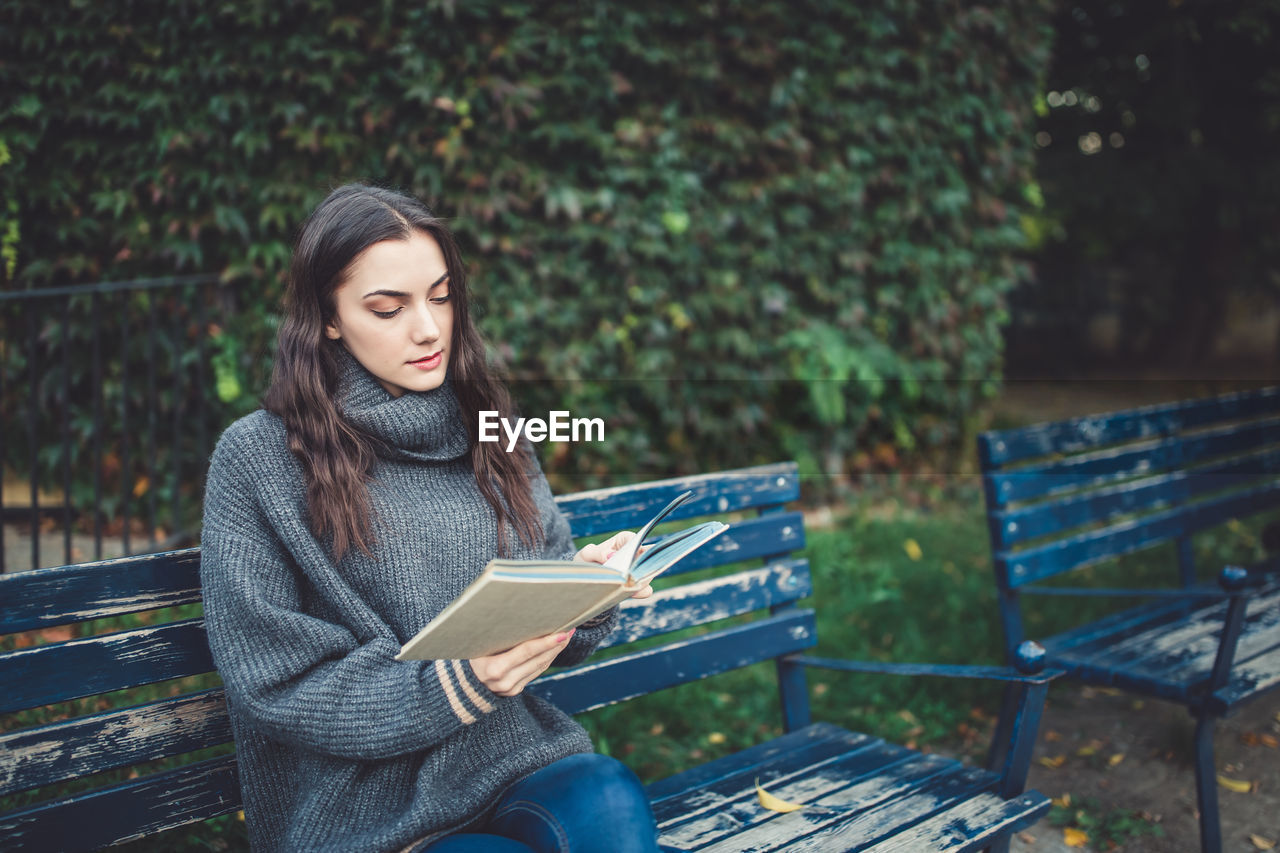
[1048,795,1165,848]
[3,483,1274,851]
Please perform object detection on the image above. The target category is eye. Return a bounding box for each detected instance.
[430,293,451,305]
[371,307,403,318]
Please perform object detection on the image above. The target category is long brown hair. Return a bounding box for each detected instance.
[264,184,542,560]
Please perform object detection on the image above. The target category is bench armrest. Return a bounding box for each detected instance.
[781,641,1057,800]
[785,641,1060,686]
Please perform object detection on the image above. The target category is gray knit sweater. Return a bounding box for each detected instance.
[200,351,618,852]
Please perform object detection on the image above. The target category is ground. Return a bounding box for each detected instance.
[1010,685,1280,852]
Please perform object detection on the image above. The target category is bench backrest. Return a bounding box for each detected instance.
[978,386,1280,649]
[0,462,812,851]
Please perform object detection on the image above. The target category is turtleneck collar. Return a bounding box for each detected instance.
[333,345,470,463]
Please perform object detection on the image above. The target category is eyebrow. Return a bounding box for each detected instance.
[361,271,449,299]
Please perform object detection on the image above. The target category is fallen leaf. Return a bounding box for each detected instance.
[755,778,804,813]
[1262,734,1278,749]
[708,732,726,745]
[1052,793,1072,808]
[1063,827,1089,847]
[1038,755,1067,769]
[1250,834,1276,850]
[1018,832,1036,844]
[903,538,923,561]
[1217,774,1254,793]
[1076,740,1102,757]
[1045,730,1062,742]
[1108,753,1125,767]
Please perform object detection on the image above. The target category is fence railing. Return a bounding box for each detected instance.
[1,274,245,573]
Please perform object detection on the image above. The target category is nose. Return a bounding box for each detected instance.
[410,303,441,344]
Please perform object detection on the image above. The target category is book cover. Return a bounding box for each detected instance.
[395,491,727,661]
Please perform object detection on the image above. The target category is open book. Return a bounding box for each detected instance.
[396,491,727,661]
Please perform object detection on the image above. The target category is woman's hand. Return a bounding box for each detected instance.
[575,530,653,600]
[470,630,576,697]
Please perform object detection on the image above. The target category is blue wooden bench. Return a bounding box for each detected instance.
[978,386,1280,853]
[2,461,1055,851]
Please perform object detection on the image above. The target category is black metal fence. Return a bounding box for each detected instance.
[1,275,246,572]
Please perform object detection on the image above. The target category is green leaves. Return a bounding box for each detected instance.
[1,0,1053,488]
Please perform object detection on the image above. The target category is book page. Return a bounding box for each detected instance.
[602,489,696,577]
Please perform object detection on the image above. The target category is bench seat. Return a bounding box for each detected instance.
[1042,576,1280,711]
[979,385,1280,852]
[649,722,1050,852]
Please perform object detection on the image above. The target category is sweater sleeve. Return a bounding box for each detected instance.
[524,452,620,667]
[200,434,503,762]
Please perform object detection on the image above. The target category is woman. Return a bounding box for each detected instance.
[201,184,661,852]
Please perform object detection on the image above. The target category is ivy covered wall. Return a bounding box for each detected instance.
[2,0,1053,489]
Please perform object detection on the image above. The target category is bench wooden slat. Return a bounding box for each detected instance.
[600,560,811,650]
[653,734,911,824]
[659,747,955,849]
[0,549,202,634]
[0,619,213,714]
[697,763,1011,853]
[978,385,1280,468]
[1086,586,1280,677]
[984,415,1280,506]
[0,754,240,853]
[996,479,1280,586]
[1047,580,1280,664]
[654,732,893,828]
[655,512,805,577]
[529,609,816,715]
[1043,583,1280,703]
[647,721,868,803]
[1038,586,1208,657]
[1121,595,1280,695]
[990,444,1280,548]
[853,790,1051,853]
[556,462,799,536]
[0,689,231,797]
[1211,646,1280,711]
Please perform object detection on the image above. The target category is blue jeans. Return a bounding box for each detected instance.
[422,753,665,853]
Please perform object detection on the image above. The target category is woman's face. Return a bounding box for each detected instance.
[325,231,455,397]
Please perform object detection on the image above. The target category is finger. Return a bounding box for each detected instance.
[607,530,638,550]
[495,635,571,695]
[472,630,569,685]
[630,582,654,600]
[504,629,573,668]
[576,542,608,564]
